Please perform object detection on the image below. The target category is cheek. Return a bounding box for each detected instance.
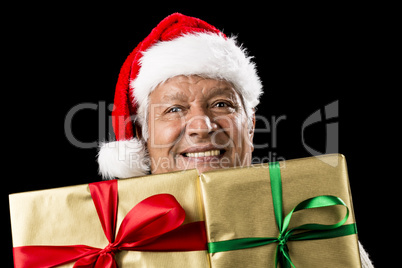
[217,113,252,152]
[216,114,245,139]
[148,119,183,151]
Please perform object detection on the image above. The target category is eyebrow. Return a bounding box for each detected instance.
[205,87,236,99]
[161,91,189,102]
[160,86,237,103]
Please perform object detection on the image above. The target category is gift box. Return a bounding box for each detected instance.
[9,169,209,268]
[199,154,361,267]
[10,154,361,267]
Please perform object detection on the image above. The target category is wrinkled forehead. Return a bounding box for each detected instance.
[149,75,243,104]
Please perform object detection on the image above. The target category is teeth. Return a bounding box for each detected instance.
[185,150,221,157]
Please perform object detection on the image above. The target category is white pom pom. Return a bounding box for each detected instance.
[97,139,150,180]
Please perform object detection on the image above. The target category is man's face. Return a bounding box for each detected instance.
[146,75,255,174]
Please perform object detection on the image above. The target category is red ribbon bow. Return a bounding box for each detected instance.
[13,180,207,268]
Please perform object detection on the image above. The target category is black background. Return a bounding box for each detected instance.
[4,3,396,266]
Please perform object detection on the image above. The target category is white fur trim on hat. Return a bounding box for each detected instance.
[97,139,150,180]
[131,32,263,115]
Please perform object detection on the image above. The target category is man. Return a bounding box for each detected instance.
[97,13,373,267]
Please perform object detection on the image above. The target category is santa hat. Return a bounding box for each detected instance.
[97,13,263,180]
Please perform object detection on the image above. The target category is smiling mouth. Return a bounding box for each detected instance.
[182,149,225,158]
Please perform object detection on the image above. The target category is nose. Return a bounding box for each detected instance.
[185,110,218,139]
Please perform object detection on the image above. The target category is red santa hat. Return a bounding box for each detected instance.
[97,13,263,180]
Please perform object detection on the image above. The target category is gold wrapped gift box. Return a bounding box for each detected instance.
[200,154,361,267]
[9,169,209,268]
[9,154,361,267]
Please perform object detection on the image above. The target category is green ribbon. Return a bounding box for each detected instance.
[207,162,357,267]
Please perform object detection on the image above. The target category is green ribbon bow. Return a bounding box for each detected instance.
[208,162,357,267]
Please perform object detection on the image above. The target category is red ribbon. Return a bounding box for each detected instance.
[13,180,207,268]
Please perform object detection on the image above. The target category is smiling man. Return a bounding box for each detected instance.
[97,13,373,267]
[146,75,255,174]
[98,13,261,179]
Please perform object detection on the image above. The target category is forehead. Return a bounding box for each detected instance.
[149,75,239,103]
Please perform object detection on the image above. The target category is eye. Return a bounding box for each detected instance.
[167,106,183,113]
[214,102,228,108]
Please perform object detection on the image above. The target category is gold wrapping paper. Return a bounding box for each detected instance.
[9,169,209,268]
[199,154,361,267]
